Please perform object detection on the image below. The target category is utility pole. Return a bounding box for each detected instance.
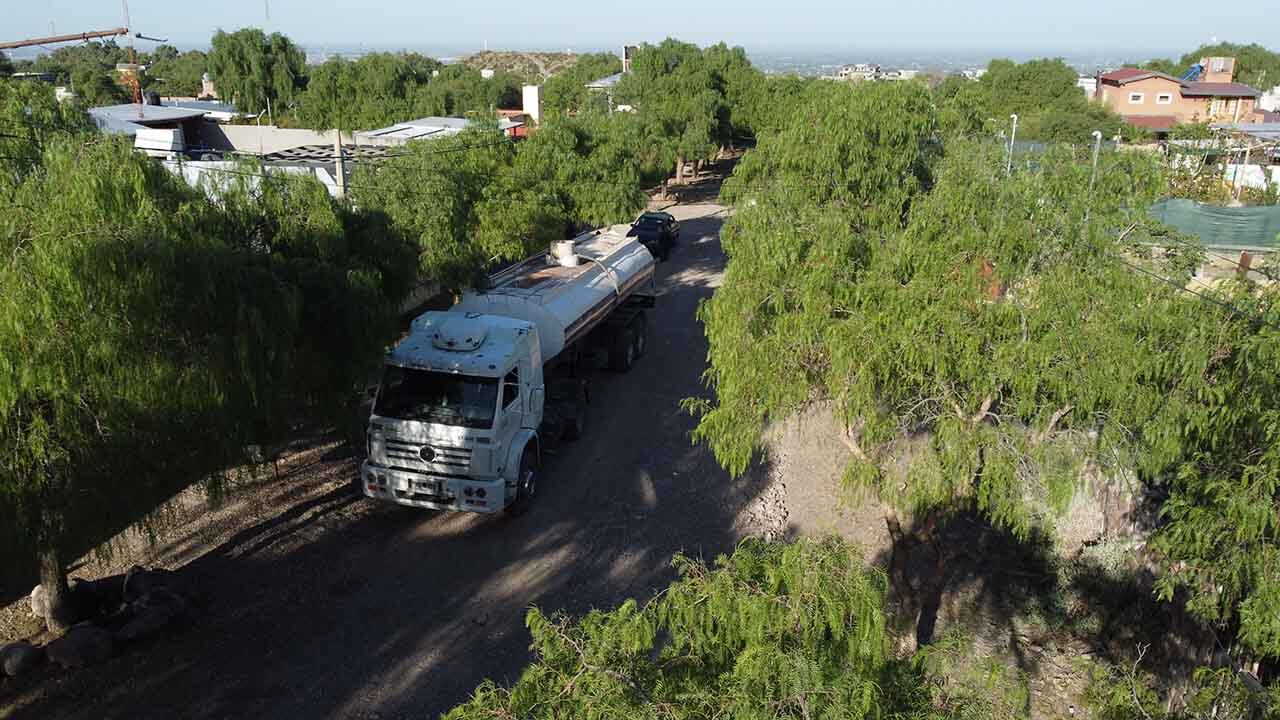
[1006,114,1018,176]
[334,132,346,199]
[1089,130,1104,192]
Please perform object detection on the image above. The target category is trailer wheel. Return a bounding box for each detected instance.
[609,327,636,372]
[506,446,539,516]
[631,314,647,359]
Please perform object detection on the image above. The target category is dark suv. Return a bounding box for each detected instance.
[627,211,681,261]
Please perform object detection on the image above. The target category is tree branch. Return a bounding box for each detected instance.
[1129,643,1155,720]
[839,423,870,462]
[1037,405,1074,443]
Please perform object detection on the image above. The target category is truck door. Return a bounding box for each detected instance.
[502,367,523,432]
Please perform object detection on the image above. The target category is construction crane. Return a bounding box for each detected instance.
[0,27,129,51]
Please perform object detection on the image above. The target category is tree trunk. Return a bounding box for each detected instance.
[39,544,75,633]
[674,154,685,185]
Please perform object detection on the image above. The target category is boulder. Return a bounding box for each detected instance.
[28,585,50,622]
[115,589,187,643]
[1,641,45,677]
[122,566,176,603]
[45,625,113,669]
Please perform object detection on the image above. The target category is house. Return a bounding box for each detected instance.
[1077,76,1098,98]
[837,63,880,82]
[1098,56,1262,134]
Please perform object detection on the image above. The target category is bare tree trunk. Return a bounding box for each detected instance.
[674,154,685,185]
[39,544,75,633]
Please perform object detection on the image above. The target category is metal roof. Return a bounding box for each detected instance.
[585,72,623,89]
[354,116,523,144]
[88,103,210,136]
[1100,68,1182,84]
[1210,122,1280,141]
[162,99,238,115]
[1181,81,1261,98]
[261,143,399,166]
[1123,114,1179,131]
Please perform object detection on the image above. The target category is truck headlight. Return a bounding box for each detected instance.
[368,433,385,462]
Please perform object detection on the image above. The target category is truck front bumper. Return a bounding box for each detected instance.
[360,462,507,513]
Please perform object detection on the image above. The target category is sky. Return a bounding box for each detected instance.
[4,0,1275,60]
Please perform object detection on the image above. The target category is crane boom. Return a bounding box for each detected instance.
[0,28,129,51]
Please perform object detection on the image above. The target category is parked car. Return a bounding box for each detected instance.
[627,211,681,261]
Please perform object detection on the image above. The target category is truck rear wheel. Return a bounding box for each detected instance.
[506,446,539,516]
[631,314,647,359]
[609,327,636,372]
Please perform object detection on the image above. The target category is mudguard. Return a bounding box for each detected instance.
[502,428,540,484]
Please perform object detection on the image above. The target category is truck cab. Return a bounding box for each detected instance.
[362,312,544,513]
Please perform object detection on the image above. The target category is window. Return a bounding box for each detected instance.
[374,366,498,429]
[503,368,520,408]
[1211,99,1225,116]
[1128,93,1144,104]
[1156,93,1173,105]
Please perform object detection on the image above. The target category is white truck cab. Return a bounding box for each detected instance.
[361,226,657,514]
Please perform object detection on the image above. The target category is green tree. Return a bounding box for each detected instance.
[295,52,445,130]
[0,82,416,628]
[145,48,210,97]
[444,538,964,719]
[0,52,13,77]
[351,125,520,290]
[963,58,1126,144]
[408,64,521,121]
[616,39,725,184]
[542,51,623,116]
[70,64,129,106]
[1179,42,1280,90]
[208,28,306,115]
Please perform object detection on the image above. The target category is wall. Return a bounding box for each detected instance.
[199,124,355,155]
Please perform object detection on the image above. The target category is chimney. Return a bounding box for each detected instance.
[522,85,542,125]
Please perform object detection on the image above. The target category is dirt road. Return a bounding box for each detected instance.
[2,202,780,720]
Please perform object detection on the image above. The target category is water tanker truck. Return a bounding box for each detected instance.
[361,225,658,514]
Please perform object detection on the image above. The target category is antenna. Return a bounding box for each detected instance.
[265,0,271,23]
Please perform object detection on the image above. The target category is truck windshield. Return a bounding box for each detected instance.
[374,366,498,429]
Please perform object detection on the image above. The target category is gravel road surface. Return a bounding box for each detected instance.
[2,201,783,720]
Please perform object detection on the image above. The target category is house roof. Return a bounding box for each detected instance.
[261,143,399,166]
[1210,122,1280,141]
[585,72,623,89]
[1099,68,1181,85]
[1123,115,1179,131]
[1181,82,1261,98]
[354,116,523,143]
[162,99,238,115]
[88,103,210,136]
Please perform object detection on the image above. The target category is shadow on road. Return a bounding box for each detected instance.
[2,207,777,720]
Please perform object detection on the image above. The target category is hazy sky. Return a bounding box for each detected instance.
[4,0,1272,58]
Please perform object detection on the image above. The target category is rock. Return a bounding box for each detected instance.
[122,566,175,603]
[115,589,187,643]
[1,641,45,677]
[29,585,50,621]
[45,625,114,669]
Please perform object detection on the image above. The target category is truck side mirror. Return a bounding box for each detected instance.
[529,386,545,416]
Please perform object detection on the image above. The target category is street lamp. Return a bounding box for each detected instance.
[1089,130,1103,192]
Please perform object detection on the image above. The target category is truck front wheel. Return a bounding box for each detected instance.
[506,446,539,516]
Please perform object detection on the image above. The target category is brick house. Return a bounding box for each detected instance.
[1097,57,1261,133]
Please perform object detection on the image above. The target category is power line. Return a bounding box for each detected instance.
[1110,252,1280,333]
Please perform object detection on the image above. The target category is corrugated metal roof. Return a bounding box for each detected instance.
[354,116,522,144]
[162,99,238,115]
[585,72,623,89]
[88,103,209,136]
[1100,68,1181,85]
[1211,122,1280,141]
[1182,81,1261,98]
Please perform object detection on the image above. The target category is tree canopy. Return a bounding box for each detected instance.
[145,46,210,97]
[541,52,623,117]
[208,28,306,114]
[0,79,416,624]
[695,77,1280,663]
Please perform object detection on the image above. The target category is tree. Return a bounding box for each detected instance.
[0,82,417,628]
[541,52,622,117]
[208,28,305,114]
[0,52,12,77]
[70,64,129,106]
[954,58,1126,144]
[295,52,446,130]
[616,39,725,185]
[408,63,521,120]
[474,114,647,249]
[445,538,961,719]
[1178,42,1280,90]
[696,78,1280,662]
[351,125,520,290]
[145,48,210,97]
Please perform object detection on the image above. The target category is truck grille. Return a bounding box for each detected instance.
[384,439,472,470]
